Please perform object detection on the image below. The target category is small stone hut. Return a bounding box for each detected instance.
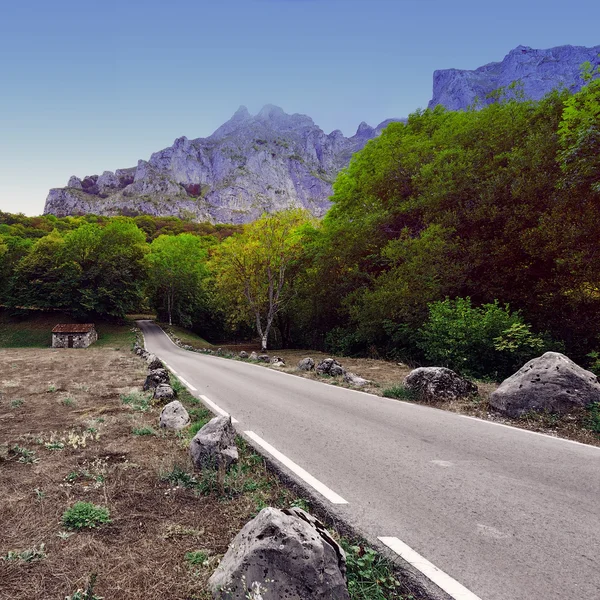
[52,324,98,348]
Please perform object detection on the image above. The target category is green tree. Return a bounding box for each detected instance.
[147,233,210,326]
[210,209,310,351]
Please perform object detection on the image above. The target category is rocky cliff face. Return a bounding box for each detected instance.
[429,44,600,111]
[44,105,396,224]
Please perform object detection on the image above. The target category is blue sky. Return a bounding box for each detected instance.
[1,0,598,215]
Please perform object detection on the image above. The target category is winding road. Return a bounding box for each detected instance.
[139,320,600,600]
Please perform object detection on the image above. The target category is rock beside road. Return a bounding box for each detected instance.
[153,383,176,402]
[143,368,170,391]
[239,351,248,359]
[316,358,345,377]
[258,354,270,363]
[298,357,315,371]
[404,367,477,400]
[208,506,349,600]
[159,400,190,430]
[490,352,600,417]
[344,371,370,387]
[190,415,238,470]
[146,353,164,371]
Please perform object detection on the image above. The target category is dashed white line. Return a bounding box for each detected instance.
[178,376,197,392]
[199,395,239,424]
[244,430,348,505]
[378,537,482,600]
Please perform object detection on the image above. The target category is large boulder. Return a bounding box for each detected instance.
[490,352,600,417]
[153,383,175,402]
[271,356,286,367]
[257,354,271,363]
[316,358,345,377]
[190,415,238,470]
[159,400,190,430]
[404,367,477,401]
[298,357,315,371]
[143,368,170,391]
[146,353,164,370]
[209,506,349,600]
[239,351,249,359]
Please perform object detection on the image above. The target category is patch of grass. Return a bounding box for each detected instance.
[160,323,214,349]
[120,391,151,412]
[184,550,209,567]
[62,502,111,530]
[47,383,57,393]
[94,323,136,349]
[11,445,38,464]
[132,426,156,436]
[10,398,23,408]
[65,574,103,600]
[342,541,409,600]
[1,543,47,563]
[62,397,75,406]
[44,440,65,450]
[160,465,198,489]
[382,385,418,401]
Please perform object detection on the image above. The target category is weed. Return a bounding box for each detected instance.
[65,573,103,600]
[342,541,405,600]
[290,497,311,512]
[45,440,65,450]
[120,391,151,412]
[160,465,198,488]
[62,502,111,530]
[169,375,185,396]
[2,543,47,562]
[10,398,23,408]
[382,385,418,401]
[62,397,75,407]
[34,488,46,501]
[57,531,73,540]
[184,550,209,567]
[584,402,600,433]
[11,445,38,464]
[47,383,57,393]
[132,426,156,436]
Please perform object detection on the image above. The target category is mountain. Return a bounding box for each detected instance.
[44,106,397,224]
[429,44,600,110]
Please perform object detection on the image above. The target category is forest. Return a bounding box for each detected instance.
[1,72,599,380]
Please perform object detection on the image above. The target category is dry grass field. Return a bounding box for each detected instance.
[0,347,302,600]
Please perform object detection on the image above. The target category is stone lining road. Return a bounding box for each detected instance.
[139,320,600,600]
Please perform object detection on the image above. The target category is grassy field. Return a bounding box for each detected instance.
[0,345,413,600]
[0,310,136,349]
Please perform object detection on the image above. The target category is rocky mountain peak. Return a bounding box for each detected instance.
[429,43,600,111]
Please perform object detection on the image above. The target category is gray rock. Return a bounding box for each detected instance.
[429,44,600,111]
[257,354,270,363]
[298,357,315,371]
[153,383,175,402]
[343,371,370,387]
[316,358,345,377]
[239,351,249,359]
[190,415,238,470]
[270,356,285,366]
[43,106,400,224]
[159,400,190,430]
[143,368,170,391]
[249,351,258,361]
[404,367,477,401]
[489,352,600,417]
[208,506,349,600]
[146,353,164,370]
[67,176,83,189]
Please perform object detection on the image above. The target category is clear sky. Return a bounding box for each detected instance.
[1,0,598,215]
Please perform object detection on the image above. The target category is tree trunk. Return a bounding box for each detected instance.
[261,333,268,352]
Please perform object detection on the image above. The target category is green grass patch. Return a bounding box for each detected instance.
[62,502,111,530]
[382,385,418,401]
[584,402,600,433]
[184,550,209,567]
[160,323,213,349]
[120,391,151,412]
[132,426,156,436]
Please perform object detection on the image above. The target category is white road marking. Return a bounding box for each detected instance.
[244,430,348,505]
[199,395,239,424]
[178,376,197,392]
[378,537,482,600]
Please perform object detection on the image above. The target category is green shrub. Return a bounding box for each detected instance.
[132,426,156,436]
[417,297,555,379]
[62,502,111,530]
[584,402,600,433]
[184,550,208,566]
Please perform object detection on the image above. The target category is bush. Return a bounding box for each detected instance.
[62,502,111,530]
[417,297,555,379]
[382,385,418,401]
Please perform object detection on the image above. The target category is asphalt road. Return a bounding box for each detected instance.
[139,320,600,600]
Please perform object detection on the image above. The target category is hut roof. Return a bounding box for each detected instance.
[52,324,96,334]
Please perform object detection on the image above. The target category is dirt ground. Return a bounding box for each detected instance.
[0,347,298,600]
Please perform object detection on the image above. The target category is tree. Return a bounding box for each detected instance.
[210,210,310,351]
[147,234,210,326]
